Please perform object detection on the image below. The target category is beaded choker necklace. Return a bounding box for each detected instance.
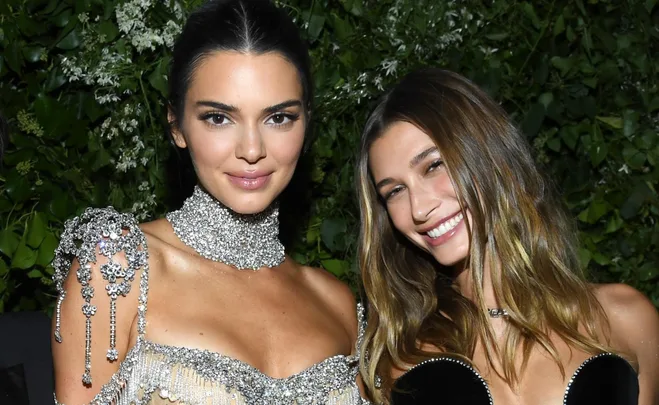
[166,185,285,270]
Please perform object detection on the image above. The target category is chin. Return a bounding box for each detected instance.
[223,191,281,215]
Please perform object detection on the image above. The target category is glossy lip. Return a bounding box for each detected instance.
[420,211,465,247]
[227,170,273,191]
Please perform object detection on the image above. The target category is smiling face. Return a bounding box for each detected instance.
[170,51,306,214]
[368,121,471,267]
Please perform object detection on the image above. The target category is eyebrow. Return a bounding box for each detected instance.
[195,99,303,115]
[409,146,439,168]
[374,146,439,192]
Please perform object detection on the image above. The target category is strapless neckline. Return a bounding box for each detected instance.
[142,338,357,381]
[396,352,636,404]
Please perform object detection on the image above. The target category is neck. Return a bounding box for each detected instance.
[166,185,285,270]
[453,255,501,310]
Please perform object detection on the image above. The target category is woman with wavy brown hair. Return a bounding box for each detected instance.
[356,68,659,405]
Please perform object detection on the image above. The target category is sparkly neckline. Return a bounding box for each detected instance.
[397,352,634,404]
[142,338,358,381]
[166,185,285,270]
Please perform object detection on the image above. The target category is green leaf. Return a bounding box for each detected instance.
[0,230,21,257]
[22,46,45,63]
[605,213,623,233]
[26,212,47,249]
[546,137,561,152]
[98,20,119,42]
[620,182,653,219]
[521,2,541,29]
[36,233,58,267]
[560,127,579,150]
[0,259,8,277]
[622,146,645,169]
[596,116,622,129]
[27,269,44,279]
[11,238,38,270]
[320,218,347,252]
[550,56,573,76]
[52,8,72,27]
[321,259,348,277]
[307,14,325,42]
[56,29,81,50]
[638,264,658,281]
[148,58,169,98]
[578,199,611,223]
[4,42,23,73]
[521,103,545,137]
[553,14,565,37]
[578,247,592,269]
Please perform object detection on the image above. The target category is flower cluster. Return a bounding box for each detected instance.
[322,0,488,110]
[57,0,185,210]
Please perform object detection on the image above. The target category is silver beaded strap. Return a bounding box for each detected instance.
[52,207,149,385]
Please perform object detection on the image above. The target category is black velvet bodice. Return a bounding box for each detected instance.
[391,353,638,405]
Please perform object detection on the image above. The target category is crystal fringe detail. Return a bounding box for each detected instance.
[52,207,149,385]
[166,186,285,270]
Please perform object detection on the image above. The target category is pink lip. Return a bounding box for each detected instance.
[419,211,465,247]
[227,171,272,191]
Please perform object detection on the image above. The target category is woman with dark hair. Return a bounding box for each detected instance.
[356,68,659,404]
[52,1,369,403]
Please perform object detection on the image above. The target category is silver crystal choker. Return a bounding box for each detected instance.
[166,185,285,270]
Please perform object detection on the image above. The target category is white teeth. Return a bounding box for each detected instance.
[426,213,463,239]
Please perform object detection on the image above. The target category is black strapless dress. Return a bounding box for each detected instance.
[391,353,638,404]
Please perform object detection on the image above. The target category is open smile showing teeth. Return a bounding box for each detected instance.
[427,213,464,239]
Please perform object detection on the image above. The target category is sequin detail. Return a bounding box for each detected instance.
[55,304,369,405]
[52,207,149,386]
[166,186,285,270]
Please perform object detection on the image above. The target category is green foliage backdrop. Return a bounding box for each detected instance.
[0,0,657,313]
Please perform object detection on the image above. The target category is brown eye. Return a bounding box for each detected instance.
[265,112,299,127]
[210,114,226,125]
[200,112,232,127]
[272,113,286,124]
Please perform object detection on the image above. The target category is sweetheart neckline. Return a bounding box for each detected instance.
[140,338,358,381]
[397,352,635,404]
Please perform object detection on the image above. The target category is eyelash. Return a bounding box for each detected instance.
[382,159,444,201]
[198,112,300,129]
[427,159,444,173]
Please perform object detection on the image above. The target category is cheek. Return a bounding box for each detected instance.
[386,203,411,234]
[266,129,305,165]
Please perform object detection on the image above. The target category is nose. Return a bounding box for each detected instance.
[235,124,266,163]
[409,188,437,223]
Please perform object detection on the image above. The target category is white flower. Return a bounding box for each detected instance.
[380,58,399,76]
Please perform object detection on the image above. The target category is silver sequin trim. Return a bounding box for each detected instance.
[54,303,369,405]
[166,186,285,270]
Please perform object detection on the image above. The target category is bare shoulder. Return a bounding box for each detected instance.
[52,207,149,403]
[593,283,659,355]
[594,283,658,324]
[300,265,359,332]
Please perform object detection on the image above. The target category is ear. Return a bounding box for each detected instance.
[168,108,187,149]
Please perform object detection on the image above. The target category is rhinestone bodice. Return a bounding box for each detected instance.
[52,207,370,405]
[103,339,365,404]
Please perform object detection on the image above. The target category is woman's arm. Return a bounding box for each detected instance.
[52,208,146,404]
[597,283,659,405]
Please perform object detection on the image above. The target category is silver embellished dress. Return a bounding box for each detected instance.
[52,207,370,405]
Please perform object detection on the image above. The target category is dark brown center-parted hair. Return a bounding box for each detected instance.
[356,68,611,403]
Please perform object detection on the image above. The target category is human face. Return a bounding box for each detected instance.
[170,51,306,214]
[368,121,471,267]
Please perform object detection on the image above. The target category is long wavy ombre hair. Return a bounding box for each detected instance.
[356,68,611,403]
